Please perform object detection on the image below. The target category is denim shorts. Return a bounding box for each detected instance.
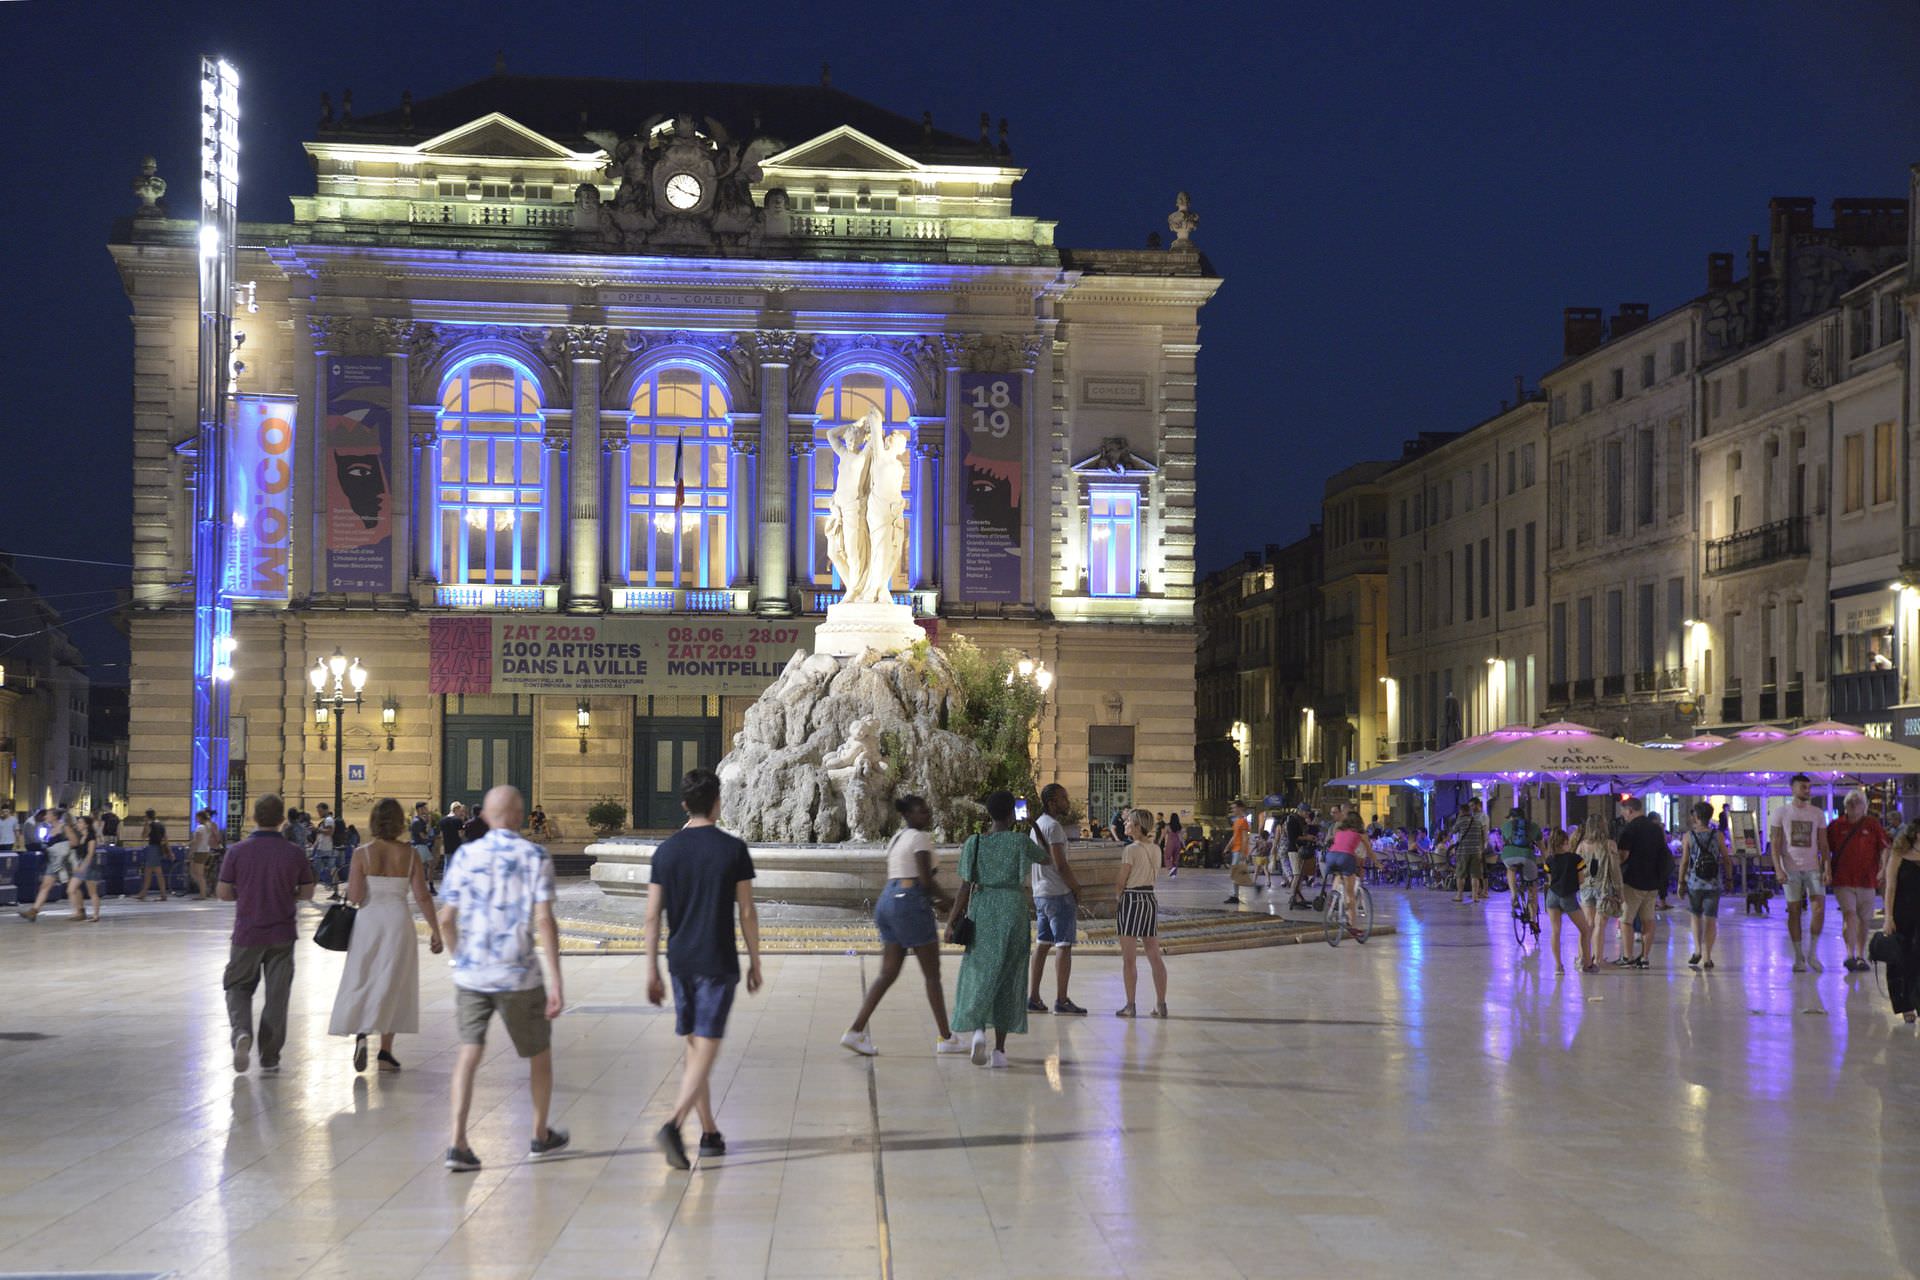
[1502,857,1538,884]
[1544,889,1582,914]
[672,973,739,1039]
[1781,868,1823,903]
[1325,852,1361,876]
[1686,886,1722,917]
[141,845,165,870]
[1035,892,1078,947]
[875,883,937,949]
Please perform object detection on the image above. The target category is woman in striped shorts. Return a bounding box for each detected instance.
[1114,808,1169,1018]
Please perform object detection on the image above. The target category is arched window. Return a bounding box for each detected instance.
[624,365,731,587]
[807,371,914,590]
[437,360,545,585]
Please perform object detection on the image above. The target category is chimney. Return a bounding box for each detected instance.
[1562,307,1605,359]
[1768,196,1816,238]
[1610,302,1650,338]
[1833,197,1908,248]
[1513,373,1526,404]
[1706,252,1735,290]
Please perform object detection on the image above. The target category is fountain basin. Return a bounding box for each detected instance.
[587,836,1124,921]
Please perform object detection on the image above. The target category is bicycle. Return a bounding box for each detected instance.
[1323,874,1374,946]
[1510,890,1538,950]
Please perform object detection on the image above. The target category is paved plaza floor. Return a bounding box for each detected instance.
[2,876,1916,1279]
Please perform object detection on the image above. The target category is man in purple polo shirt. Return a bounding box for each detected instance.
[217,793,317,1073]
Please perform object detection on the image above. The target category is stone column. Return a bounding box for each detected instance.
[911,441,938,591]
[411,423,437,584]
[544,424,569,591]
[752,332,811,617]
[604,435,627,591]
[559,327,609,613]
[381,328,413,600]
[730,438,758,589]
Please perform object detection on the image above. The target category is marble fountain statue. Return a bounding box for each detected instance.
[588,409,1118,918]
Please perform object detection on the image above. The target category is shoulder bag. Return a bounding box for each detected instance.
[949,835,979,949]
[314,900,357,951]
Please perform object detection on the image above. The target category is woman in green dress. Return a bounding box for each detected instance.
[945,790,1050,1068]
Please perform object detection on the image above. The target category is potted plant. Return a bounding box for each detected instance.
[585,799,628,837]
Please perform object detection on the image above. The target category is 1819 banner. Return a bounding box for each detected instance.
[956,371,1024,601]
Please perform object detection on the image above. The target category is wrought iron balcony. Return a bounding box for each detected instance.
[1832,668,1897,718]
[1705,515,1811,576]
[1720,693,1744,723]
[1633,670,1657,694]
[1758,685,1778,720]
[1547,681,1570,705]
[1572,678,1595,701]
[1784,683,1804,718]
[1602,674,1627,697]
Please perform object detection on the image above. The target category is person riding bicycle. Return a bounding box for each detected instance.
[1326,810,1375,935]
[1498,804,1543,934]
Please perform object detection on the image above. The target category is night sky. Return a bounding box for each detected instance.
[6,0,1919,678]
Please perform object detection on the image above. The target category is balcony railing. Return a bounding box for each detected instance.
[801,588,939,618]
[1705,515,1811,576]
[1758,685,1778,720]
[431,583,554,610]
[1547,681,1570,705]
[1785,683,1804,718]
[1602,674,1627,697]
[1633,670,1657,694]
[610,587,750,613]
[1661,666,1688,691]
[1572,678,1595,700]
[408,201,575,229]
[1720,693,1744,723]
[1832,668,1898,718]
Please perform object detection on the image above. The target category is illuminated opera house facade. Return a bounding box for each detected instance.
[111,73,1220,832]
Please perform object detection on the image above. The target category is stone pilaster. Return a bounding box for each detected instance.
[556,326,609,612]
[752,331,809,617]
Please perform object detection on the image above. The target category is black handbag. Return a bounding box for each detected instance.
[949,836,978,949]
[314,901,356,951]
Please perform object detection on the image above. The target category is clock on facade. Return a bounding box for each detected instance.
[664,172,703,211]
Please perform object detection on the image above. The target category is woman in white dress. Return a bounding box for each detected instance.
[330,798,443,1072]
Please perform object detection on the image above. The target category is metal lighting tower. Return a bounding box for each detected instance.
[191,56,241,828]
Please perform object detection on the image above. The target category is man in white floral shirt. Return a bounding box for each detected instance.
[436,785,568,1172]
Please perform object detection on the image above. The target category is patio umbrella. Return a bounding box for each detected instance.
[1678,720,1920,785]
[1423,721,1677,783]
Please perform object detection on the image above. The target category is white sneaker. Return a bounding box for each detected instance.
[839,1030,877,1057]
[969,1030,989,1066]
[934,1036,969,1055]
[989,1050,1009,1069]
[232,1032,252,1074]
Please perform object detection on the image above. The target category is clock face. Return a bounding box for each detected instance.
[664,172,703,211]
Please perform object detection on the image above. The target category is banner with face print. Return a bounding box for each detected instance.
[957,371,1024,601]
[324,357,394,593]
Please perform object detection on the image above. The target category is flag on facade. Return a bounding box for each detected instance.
[673,432,686,513]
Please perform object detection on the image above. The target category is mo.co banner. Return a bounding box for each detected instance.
[324,358,394,593]
[224,397,297,601]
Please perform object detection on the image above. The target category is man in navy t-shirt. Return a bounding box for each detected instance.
[645,767,761,1170]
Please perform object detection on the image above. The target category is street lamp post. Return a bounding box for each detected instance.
[309,647,368,828]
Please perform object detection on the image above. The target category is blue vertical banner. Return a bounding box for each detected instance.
[956,371,1024,602]
[224,397,297,601]
[324,358,394,593]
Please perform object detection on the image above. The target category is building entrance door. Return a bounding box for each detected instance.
[634,716,721,830]
[1088,755,1133,827]
[442,703,534,814]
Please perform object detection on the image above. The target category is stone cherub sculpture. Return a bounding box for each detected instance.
[823,715,894,841]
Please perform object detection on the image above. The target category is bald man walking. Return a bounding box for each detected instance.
[438,786,569,1172]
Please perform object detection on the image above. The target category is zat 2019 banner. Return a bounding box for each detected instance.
[324,357,394,593]
[957,371,1024,602]
[224,396,296,601]
[429,616,819,696]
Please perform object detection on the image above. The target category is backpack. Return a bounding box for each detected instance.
[1688,829,1721,883]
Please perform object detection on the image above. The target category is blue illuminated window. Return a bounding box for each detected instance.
[1087,485,1139,597]
[623,366,732,588]
[807,371,914,589]
[436,360,545,585]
